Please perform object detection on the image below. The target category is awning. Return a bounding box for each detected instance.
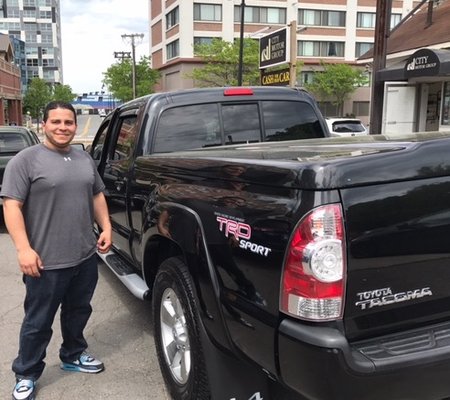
[377,48,450,82]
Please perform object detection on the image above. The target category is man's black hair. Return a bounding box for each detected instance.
[43,101,77,124]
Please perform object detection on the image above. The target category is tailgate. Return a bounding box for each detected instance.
[342,175,450,341]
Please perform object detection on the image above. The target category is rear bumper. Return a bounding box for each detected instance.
[278,319,450,400]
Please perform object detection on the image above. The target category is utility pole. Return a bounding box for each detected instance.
[369,0,392,134]
[121,33,144,99]
[289,20,297,87]
[237,0,245,86]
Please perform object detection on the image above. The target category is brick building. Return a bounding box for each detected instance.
[0,34,22,126]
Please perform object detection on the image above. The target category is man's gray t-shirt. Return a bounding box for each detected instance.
[0,143,105,270]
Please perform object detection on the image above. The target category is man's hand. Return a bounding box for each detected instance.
[18,248,43,277]
[97,230,112,253]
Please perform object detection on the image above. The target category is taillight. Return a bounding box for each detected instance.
[280,204,346,321]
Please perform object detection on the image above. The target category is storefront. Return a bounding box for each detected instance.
[377,48,450,135]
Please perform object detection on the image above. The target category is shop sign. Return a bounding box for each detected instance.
[259,28,288,69]
[261,68,290,86]
[405,48,440,78]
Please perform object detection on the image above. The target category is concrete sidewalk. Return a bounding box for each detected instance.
[0,228,169,399]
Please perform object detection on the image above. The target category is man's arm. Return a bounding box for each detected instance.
[93,192,112,253]
[3,198,43,277]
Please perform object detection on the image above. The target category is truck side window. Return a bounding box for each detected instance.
[222,104,261,144]
[154,104,221,153]
[91,120,110,164]
[111,115,139,160]
[262,101,325,141]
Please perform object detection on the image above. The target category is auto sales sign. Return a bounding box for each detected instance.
[259,27,289,69]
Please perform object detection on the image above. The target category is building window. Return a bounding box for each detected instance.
[441,82,450,126]
[39,10,52,19]
[23,0,34,6]
[234,6,286,24]
[166,39,179,60]
[318,102,339,117]
[356,12,375,28]
[37,0,52,6]
[353,101,370,116]
[24,23,37,31]
[7,22,21,29]
[298,41,344,57]
[357,12,402,29]
[356,42,373,58]
[299,9,345,27]
[390,13,402,28]
[41,33,53,43]
[194,37,219,55]
[299,71,316,86]
[42,59,54,66]
[23,9,36,18]
[25,32,37,42]
[41,47,54,55]
[6,0,19,5]
[194,37,215,46]
[194,3,222,22]
[166,6,179,29]
[26,59,39,67]
[7,8,19,17]
[39,23,52,31]
[25,46,38,55]
[43,70,55,80]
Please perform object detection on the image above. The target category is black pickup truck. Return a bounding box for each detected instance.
[90,86,450,400]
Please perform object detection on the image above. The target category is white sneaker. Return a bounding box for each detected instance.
[12,378,35,400]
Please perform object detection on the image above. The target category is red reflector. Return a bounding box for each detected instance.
[223,88,254,96]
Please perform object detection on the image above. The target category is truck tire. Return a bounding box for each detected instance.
[152,257,211,400]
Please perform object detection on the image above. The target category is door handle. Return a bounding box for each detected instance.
[115,178,127,192]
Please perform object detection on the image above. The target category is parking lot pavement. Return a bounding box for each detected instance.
[0,226,169,399]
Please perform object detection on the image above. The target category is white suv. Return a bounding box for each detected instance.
[326,118,368,137]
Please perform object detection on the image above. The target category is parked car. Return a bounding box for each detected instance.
[0,126,40,207]
[326,117,368,136]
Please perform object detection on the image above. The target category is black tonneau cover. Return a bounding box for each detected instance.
[148,132,450,190]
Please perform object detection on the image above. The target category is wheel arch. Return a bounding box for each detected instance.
[141,202,230,348]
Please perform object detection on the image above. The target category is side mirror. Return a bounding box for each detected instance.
[71,142,86,151]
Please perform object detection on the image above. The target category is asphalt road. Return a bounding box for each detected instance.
[0,224,169,399]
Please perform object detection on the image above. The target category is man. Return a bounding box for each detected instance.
[1,101,112,400]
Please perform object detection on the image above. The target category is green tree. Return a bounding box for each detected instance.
[52,83,76,103]
[305,63,368,116]
[102,55,160,102]
[188,38,260,87]
[23,78,52,132]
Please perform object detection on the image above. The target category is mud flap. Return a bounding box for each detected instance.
[200,325,270,400]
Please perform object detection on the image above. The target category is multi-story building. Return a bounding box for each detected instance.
[0,34,22,125]
[0,0,62,93]
[149,0,418,122]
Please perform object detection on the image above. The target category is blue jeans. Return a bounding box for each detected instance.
[12,255,98,380]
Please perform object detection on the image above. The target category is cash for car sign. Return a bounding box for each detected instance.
[261,68,290,86]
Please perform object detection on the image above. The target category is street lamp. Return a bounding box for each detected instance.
[237,0,245,86]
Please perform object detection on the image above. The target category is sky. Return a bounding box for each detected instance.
[60,0,150,94]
